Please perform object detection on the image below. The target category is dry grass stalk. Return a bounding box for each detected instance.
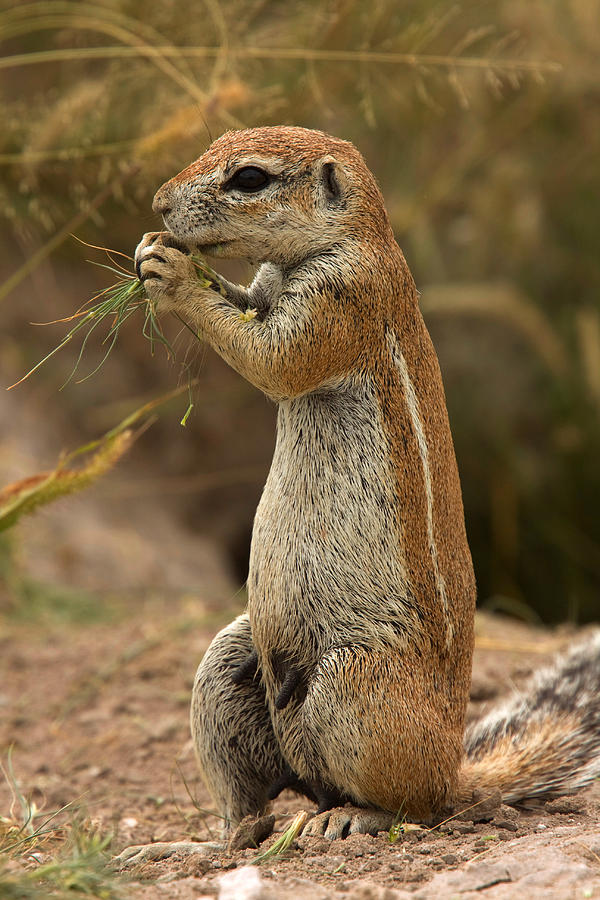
[0,387,190,532]
[576,307,600,411]
[252,811,308,864]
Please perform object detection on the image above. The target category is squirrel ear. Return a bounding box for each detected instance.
[319,156,347,204]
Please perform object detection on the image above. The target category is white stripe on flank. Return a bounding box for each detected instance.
[387,331,452,646]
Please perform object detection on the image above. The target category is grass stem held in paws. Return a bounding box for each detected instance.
[8,241,219,394]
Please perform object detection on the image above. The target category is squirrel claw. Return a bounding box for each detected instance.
[303,806,394,840]
[135,252,165,281]
[275,667,302,709]
[231,649,259,685]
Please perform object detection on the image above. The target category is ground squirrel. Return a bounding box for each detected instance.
[134,126,600,840]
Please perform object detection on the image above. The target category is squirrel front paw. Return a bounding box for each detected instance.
[134,231,198,312]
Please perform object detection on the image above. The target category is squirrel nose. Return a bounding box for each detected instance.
[152,188,173,217]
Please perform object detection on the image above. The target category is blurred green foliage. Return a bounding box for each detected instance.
[1,0,599,622]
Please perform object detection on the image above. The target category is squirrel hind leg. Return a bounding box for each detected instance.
[314,783,349,813]
[191,614,286,836]
[266,768,319,804]
[266,768,307,801]
[266,768,347,813]
[301,644,461,820]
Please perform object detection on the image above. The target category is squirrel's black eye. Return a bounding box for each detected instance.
[226,166,271,192]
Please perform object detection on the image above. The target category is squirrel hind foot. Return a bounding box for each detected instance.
[230,649,259,685]
[303,806,395,840]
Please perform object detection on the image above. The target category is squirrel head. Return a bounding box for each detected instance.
[152,126,392,267]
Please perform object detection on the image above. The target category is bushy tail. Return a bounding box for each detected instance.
[457,631,600,807]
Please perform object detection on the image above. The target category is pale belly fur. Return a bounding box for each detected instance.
[248,374,420,668]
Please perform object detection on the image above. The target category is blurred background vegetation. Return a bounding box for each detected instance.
[1,0,599,624]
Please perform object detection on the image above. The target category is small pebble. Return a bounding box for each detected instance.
[359,860,380,873]
[182,856,211,877]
